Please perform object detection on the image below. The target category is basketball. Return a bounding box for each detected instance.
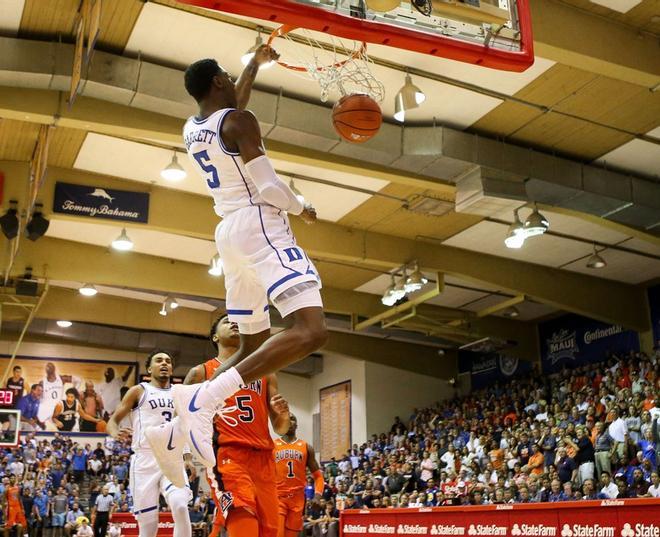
[96,420,107,432]
[332,94,382,144]
[366,0,400,11]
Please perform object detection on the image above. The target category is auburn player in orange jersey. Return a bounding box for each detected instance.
[183,315,291,537]
[2,475,27,537]
[274,414,324,537]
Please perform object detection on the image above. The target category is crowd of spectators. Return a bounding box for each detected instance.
[0,433,216,537]
[2,349,659,537]
[310,350,660,528]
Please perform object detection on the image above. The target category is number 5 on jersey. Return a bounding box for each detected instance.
[193,150,220,189]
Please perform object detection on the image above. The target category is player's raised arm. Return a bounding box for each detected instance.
[235,45,279,110]
[266,374,291,435]
[306,443,325,503]
[106,385,142,440]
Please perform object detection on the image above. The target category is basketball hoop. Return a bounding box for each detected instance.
[267,25,385,103]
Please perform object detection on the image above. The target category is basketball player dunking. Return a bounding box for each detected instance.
[146,44,328,483]
[107,351,192,537]
[183,315,290,537]
[274,414,325,537]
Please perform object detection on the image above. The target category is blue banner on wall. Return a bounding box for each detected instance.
[649,285,660,348]
[539,313,639,373]
[459,351,531,389]
[53,182,149,223]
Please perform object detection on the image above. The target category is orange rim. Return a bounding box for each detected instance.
[267,24,367,72]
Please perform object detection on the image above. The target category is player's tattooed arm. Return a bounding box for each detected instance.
[107,385,142,441]
[235,44,280,110]
[183,365,206,385]
[267,374,291,435]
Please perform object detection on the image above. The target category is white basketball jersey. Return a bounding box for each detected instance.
[183,108,267,217]
[38,376,64,421]
[131,383,175,452]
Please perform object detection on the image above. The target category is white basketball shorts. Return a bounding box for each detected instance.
[129,451,191,515]
[215,205,322,331]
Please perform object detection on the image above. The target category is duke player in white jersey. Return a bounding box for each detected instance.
[146,46,328,487]
[107,351,192,537]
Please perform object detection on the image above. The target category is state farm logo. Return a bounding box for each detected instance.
[468,525,507,536]
[561,524,615,537]
[512,524,557,536]
[397,525,429,534]
[369,524,396,534]
[621,524,660,537]
[431,525,465,535]
[343,524,367,534]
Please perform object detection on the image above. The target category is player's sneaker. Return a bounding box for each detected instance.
[144,419,187,488]
[172,369,243,467]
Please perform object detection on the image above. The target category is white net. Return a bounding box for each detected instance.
[272,27,385,103]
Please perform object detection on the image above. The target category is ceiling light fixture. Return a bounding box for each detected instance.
[586,244,607,269]
[158,303,168,317]
[523,204,549,237]
[25,203,50,241]
[381,274,399,306]
[503,306,520,318]
[394,73,425,123]
[161,151,187,182]
[241,27,275,68]
[111,228,134,251]
[0,200,19,239]
[405,261,428,293]
[79,284,98,297]
[166,296,179,310]
[504,208,526,249]
[208,254,223,276]
[56,320,73,328]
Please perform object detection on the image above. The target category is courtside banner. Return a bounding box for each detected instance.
[111,512,174,537]
[340,499,660,537]
[53,182,149,223]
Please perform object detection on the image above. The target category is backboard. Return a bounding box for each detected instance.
[0,410,20,447]
[176,0,534,72]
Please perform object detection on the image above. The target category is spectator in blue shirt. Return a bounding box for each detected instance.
[71,448,88,485]
[33,487,50,537]
[547,479,566,502]
[16,384,44,431]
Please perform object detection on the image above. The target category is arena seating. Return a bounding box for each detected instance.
[1,349,658,537]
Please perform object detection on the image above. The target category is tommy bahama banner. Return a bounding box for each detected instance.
[53,182,149,223]
[539,313,639,373]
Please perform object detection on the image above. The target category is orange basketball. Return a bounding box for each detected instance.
[96,420,107,433]
[332,93,382,143]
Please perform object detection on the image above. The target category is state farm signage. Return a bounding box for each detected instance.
[340,499,660,537]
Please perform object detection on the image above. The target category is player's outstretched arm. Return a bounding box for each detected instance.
[266,374,291,435]
[225,110,312,218]
[235,45,280,110]
[106,385,142,440]
[306,443,325,503]
[183,364,206,385]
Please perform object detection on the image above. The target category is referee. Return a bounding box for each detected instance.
[92,486,114,537]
